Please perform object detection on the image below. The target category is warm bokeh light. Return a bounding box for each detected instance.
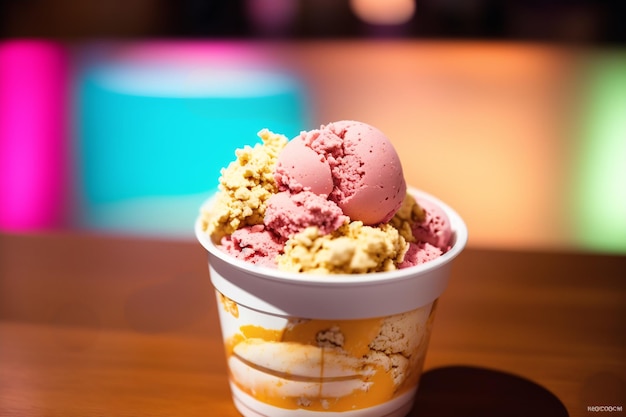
[350,0,415,25]
[293,42,575,251]
[0,40,68,231]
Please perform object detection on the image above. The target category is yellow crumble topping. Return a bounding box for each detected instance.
[277,221,408,274]
[201,129,288,242]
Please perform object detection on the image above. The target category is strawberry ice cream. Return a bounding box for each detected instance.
[220,224,283,268]
[265,191,348,240]
[275,120,406,226]
[200,120,449,272]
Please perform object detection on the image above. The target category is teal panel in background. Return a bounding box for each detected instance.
[73,45,310,239]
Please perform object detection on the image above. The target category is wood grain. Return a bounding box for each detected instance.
[1,233,624,417]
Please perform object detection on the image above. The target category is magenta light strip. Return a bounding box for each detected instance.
[0,40,68,231]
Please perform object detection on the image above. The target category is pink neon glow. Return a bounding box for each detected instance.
[0,40,68,230]
[109,41,271,67]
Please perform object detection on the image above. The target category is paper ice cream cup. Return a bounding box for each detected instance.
[195,188,468,417]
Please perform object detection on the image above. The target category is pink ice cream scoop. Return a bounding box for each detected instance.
[412,197,452,250]
[398,242,443,269]
[264,191,348,240]
[275,120,406,225]
[273,138,333,196]
[220,224,284,268]
[396,197,453,268]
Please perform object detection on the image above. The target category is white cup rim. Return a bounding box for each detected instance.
[195,186,468,286]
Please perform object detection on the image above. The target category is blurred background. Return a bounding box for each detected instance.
[1,0,625,253]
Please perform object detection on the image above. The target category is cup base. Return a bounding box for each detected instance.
[230,382,416,417]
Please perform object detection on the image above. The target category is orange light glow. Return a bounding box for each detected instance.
[350,0,415,25]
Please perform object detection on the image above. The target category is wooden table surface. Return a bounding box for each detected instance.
[1,232,624,417]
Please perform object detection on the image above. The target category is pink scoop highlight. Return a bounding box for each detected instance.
[276,120,407,225]
[0,40,68,230]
